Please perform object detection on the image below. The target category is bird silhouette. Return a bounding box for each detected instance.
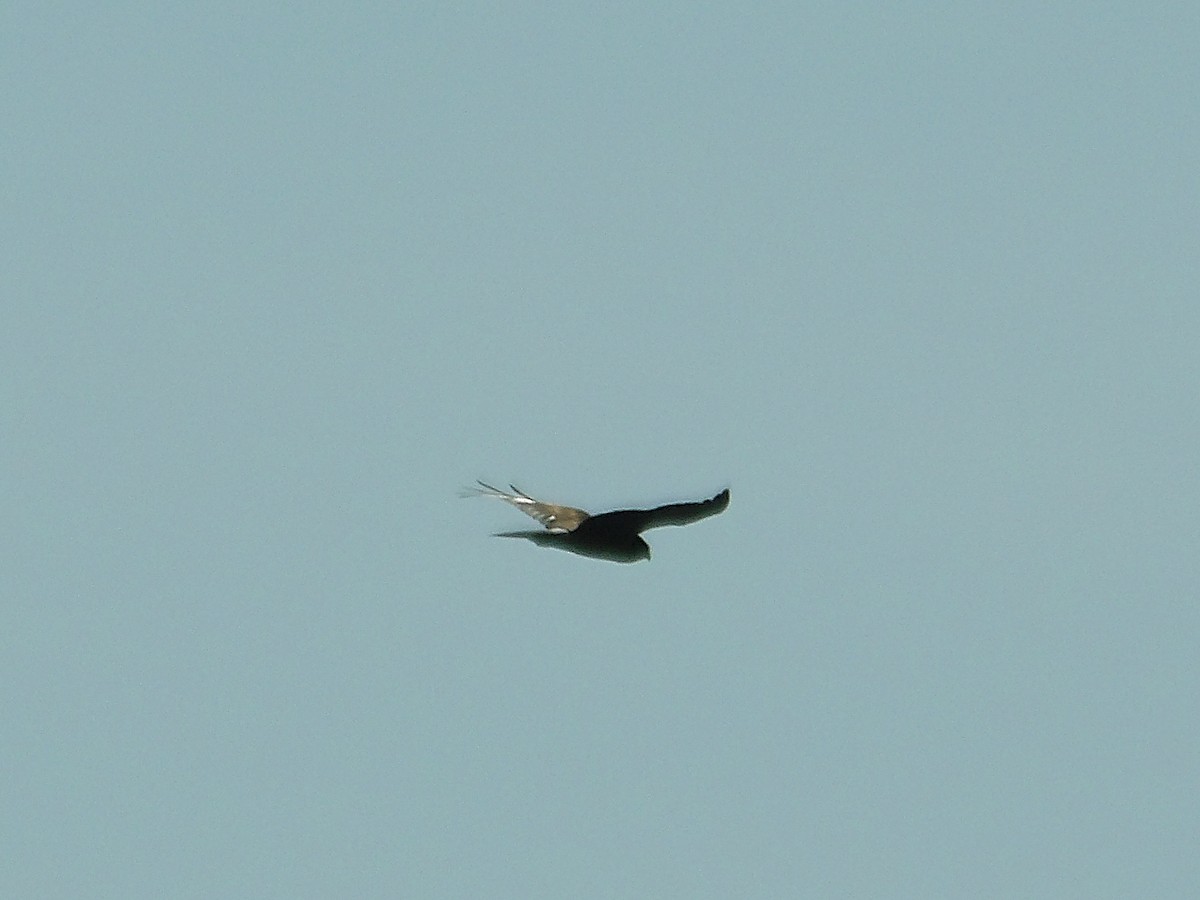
[464,481,730,563]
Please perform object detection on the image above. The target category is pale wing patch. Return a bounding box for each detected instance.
[467,481,589,532]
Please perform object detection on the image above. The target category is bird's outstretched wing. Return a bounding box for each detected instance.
[592,488,731,534]
[462,481,591,532]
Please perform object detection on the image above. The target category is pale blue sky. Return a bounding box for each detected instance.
[4,3,1198,897]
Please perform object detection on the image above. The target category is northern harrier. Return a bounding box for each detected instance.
[464,481,731,563]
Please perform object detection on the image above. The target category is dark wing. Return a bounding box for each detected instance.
[592,488,730,534]
[464,481,590,532]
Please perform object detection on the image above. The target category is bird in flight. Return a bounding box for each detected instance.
[464,481,730,563]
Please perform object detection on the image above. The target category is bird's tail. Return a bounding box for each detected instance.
[491,530,560,547]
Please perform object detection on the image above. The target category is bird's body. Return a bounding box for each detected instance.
[465,482,730,563]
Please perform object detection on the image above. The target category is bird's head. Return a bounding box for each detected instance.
[581,534,651,564]
[622,535,652,563]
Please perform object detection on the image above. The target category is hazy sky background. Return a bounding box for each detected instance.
[4,2,1197,897]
